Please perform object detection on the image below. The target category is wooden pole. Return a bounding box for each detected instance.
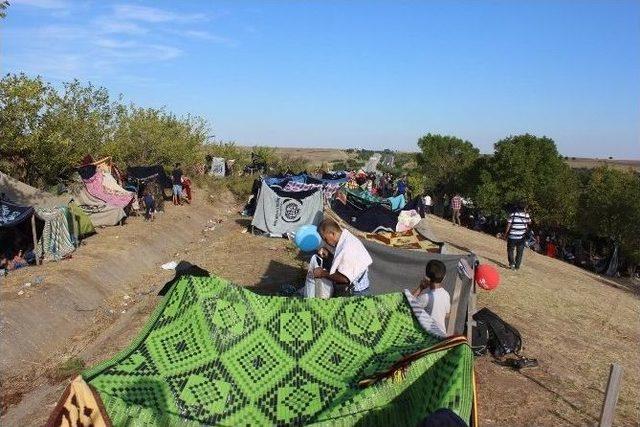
[447,275,462,336]
[599,363,623,427]
[71,211,79,247]
[31,213,40,265]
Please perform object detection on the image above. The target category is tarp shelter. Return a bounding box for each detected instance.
[126,166,172,189]
[68,177,126,227]
[209,157,225,177]
[47,276,477,427]
[83,170,135,209]
[0,199,40,264]
[251,182,323,236]
[1,172,95,261]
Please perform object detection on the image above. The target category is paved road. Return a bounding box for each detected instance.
[364,153,381,172]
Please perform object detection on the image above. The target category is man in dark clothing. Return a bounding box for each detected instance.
[172,163,183,206]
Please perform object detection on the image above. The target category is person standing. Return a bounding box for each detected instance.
[171,163,183,206]
[451,193,462,226]
[423,192,432,215]
[504,202,532,270]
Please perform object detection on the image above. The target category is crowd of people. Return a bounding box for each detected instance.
[429,192,634,277]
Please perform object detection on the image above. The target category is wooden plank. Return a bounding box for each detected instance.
[447,275,463,336]
[599,363,623,427]
[31,214,40,265]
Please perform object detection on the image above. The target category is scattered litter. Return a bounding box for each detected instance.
[268,247,278,251]
[121,310,126,314]
[123,295,131,300]
[161,261,178,270]
[174,252,179,257]
[109,309,114,314]
[204,226,216,232]
[115,236,119,239]
[23,282,32,288]
[34,276,44,285]
[241,228,248,234]
[17,290,24,296]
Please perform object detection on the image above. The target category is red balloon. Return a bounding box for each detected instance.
[475,264,500,290]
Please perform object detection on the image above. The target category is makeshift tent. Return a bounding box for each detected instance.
[0,199,34,227]
[67,175,126,227]
[0,172,95,262]
[126,166,172,189]
[0,199,40,264]
[209,157,226,177]
[47,276,476,427]
[35,206,75,261]
[83,170,135,208]
[324,208,473,335]
[67,203,95,237]
[251,182,323,236]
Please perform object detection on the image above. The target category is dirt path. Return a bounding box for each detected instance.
[2,193,639,426]
[430,215,640,426]
[1,188,305,425]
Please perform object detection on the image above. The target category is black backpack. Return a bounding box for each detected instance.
[472,308,522,357]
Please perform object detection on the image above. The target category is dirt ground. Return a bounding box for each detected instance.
[1,186,639,426]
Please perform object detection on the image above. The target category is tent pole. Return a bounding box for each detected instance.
[71,210,79,247]
[31,213,40,265]
[466,264,477,342]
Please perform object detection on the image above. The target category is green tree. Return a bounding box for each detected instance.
[579,167,640,263]
[0,74,56,184]
[415,133,479,195]
[106,106,207,169]
[487,134,578,228]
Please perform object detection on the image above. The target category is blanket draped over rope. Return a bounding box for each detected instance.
[47,276,476,427]
[35,206,75,261]
[83,171,134,208]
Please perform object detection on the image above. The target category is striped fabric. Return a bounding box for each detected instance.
[283,180,341,200]
[507,211,531,240]
[36,207,75,261]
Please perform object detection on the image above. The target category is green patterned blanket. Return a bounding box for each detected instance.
[60,276,475,426]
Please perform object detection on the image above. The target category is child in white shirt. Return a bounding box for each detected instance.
[410,260,451,334]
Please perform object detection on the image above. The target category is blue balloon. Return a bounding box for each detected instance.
[294,224,322,252]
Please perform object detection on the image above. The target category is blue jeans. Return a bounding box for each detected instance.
[172,184,182,196]
[351,287,370,296]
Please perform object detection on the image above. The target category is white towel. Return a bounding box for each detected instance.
[330,229,372,283]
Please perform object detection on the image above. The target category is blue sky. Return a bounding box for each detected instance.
[2,0,639,158]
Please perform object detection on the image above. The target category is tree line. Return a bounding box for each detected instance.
[410,133,640,266]
[0,73,208,187]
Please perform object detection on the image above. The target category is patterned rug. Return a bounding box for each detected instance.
[49,276,475,426]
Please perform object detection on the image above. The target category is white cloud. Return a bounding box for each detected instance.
[93,18,148,36]
[181,30,237,46]
[113,4,206,23]
[5,2,237,84]
[94,38,182,61]
[10,0,70,9]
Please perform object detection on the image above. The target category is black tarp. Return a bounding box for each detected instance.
[0,200,34,228]
[331,198,399,232]
[126,166,172,188]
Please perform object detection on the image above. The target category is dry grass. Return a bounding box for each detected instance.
[429,215,640,425]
